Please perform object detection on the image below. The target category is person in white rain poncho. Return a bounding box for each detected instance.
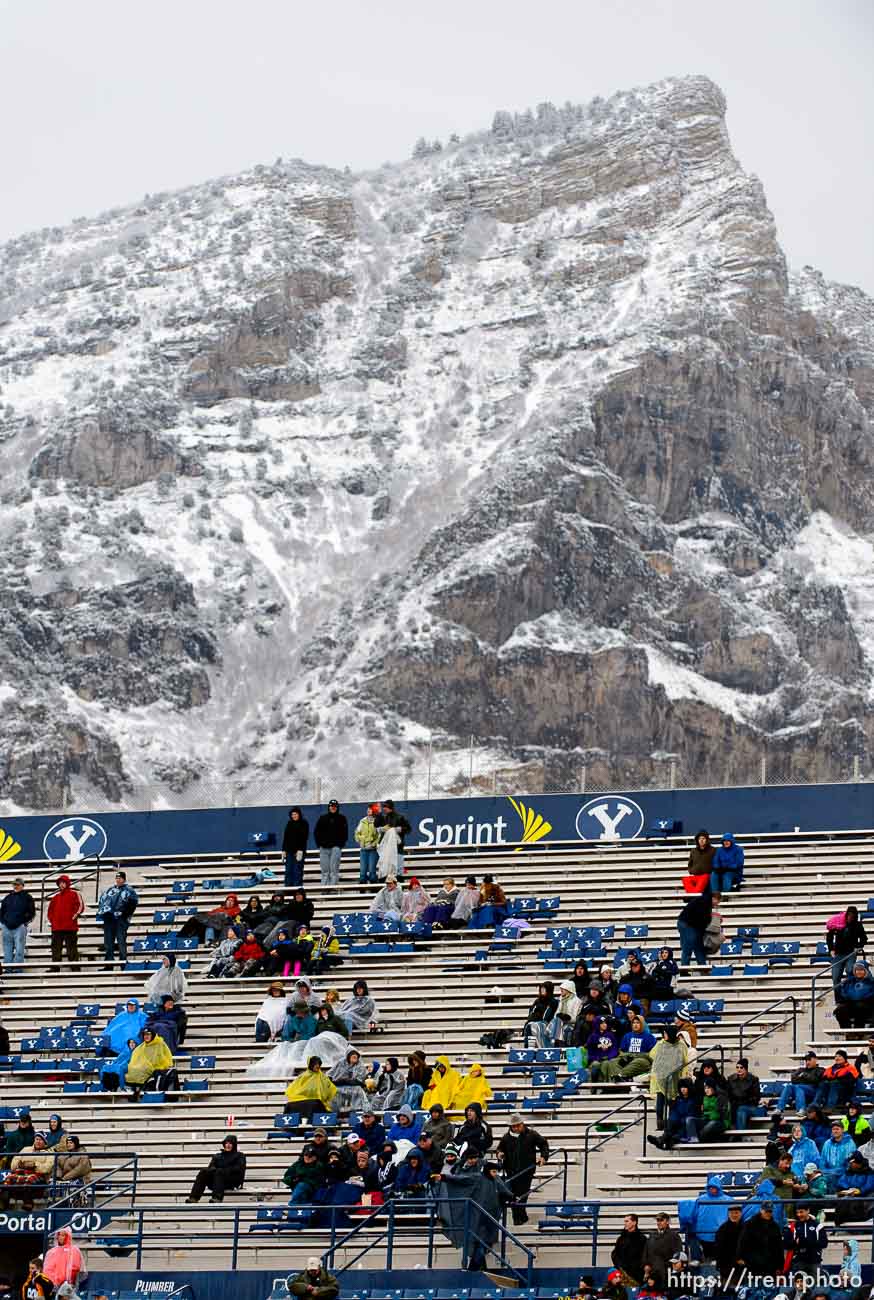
[451,877,481,926]
[370,878,403,919]
[339,979,378,1033]
[377,825,399,879]
[146,954,188,1004]
[255,981,291,1043]
[401,877,431,920]
[330,1047,371,1113]
[245,1023,351,1078]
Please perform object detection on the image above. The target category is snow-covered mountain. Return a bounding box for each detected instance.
[2,74,873,812]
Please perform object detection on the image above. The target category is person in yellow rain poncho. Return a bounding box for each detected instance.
[422,1055,462,1111]
[284,1054,338,1121]
[453,1063,494,1113]
[125,1028,177,1098]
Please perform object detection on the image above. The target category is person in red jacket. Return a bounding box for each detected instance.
[47,875,84,970]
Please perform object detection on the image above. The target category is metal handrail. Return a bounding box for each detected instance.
[47,1150,139,1208]
[810,951,865,1038]
[582,1093,647,1195]
[738,993,798,1057]
[37,851,106,930]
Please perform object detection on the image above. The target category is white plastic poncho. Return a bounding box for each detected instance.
[245,1030,351,1079]
[255,994,291,1037]
[377,826,399,878]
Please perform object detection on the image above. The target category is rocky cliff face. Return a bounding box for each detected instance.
[1,74,873,810]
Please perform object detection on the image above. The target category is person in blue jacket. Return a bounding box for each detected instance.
[100,1037,137,1091]
[98,999,148,1056]
[835,960,874,1029]
[788,1122,821,1178]
[680,1177,735,1261]
[834,1151,874,1225]
[820,1119,857,1190]
[711,834,744,894]
[647,1078,699,1151]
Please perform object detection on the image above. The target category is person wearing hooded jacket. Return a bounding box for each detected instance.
[99,999,147,1056]
[523,982,558,1048]
[47,877,84,970]
[835,960,874,1028]
[677,890,712,967]
[282,808,310,888]
[711,833,744,893]
[435,1157,513,1272]
[826,905,869,991]
[314,800,348,887]
[186,1134,246,1202]
[679,1178,735,1262]
[42,1231,82,1290]
[735,1202,783,1282]
[496,1113,549,1224]
[95,869,139,967]
[455,1102,493,1158]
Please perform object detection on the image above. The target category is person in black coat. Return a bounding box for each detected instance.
[455,1102,493,1159]
[282,808,310,888]
[0,878,36,968]
[677,891,712,967]
[314,801,348,887]
[185,1135,246,1203]
[736,1203,783,1281]
[828,905,869,991]
[611,1213,648,1284]
[713,1204,744,1287]
[496,1115,549,1224]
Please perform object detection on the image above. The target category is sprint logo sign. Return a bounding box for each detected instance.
[0,829,22,863]
[507,797,553,851]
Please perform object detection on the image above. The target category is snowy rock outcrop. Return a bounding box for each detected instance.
[1,74,873,809]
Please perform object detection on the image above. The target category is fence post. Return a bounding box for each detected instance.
[427,737,433,800]
[669,760,676,790]
[580,764,586,794]
[404,772,410,801]
[315,775,322,804]
[854,755,861,781]
[492,768,498,794]
[468,735,474,796]
[760,755,767,786]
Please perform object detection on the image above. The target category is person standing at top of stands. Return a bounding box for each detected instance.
[354,805,381,884]
[676,887,712,968]
[282,808,310,889]
[826,904,868,991]
[47,876,84,971]
[375,799,412,877]
[687,830,716,879]
[314,800,348,887]
[96,869,139,969]
[0,877,36,969]
[611,1213,648,1285]
[496,1112,549,1224]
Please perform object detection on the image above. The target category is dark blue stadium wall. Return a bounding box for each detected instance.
[1,781,872,862]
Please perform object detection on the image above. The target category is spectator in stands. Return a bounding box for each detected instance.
[454,1064,493,1112]
[2,1111,35,1160]
[314,1002,349,1040]
[42,1230,82,1291]
[683,1177,734,1263]
[822,1119,858,1188]
[56,1135,91,1193]
[310,926,342,974]
[599,1016,658,1083]
[552,980,583,1045]
[496,1113,549,1225]
[648,948,678,1001]
[470,876,508,928]
[736,1201,783,1283]
[240,895,264,927]
[354,806,381,885]
[455,1101,493,1158]
[387,1105,424,1144]
[587,1018,621,1083]
[308,1128,334,1163]
[834,1151,874,1223]
[146,953,188,1004]
[788,1121,821,1177]
[353,1109,385,1154]
[225,929,265,978]
[314,800,348,887]
[100,1037,137,1093]
[648,1078,697,1150]
[450,877,481,927]
[146,995,187,1050]
[713,1203,744,1289]
[283,1000,317,1043]
[826,905,868,992]
[339,979,377,1033]
[47,876,84,971]
[675,1011,699,1071]
[348,1145,379,1195]
[841,1238,861,1286]
[288,1258,339,1299]
[178,893,242,945]
[283,1146,328,1204]
[676,889,712,967]
[688,830,716,879]
[620,954,654,1011]
[611,1213,648,1285]
[206,927,242,978]
[375,800,411,878]
[261,926,308,977]
[330,1048,370,1113]
[523,981,558,1048]
[402,1050,432,1108]
[185,1134,246,1204]
[570,959,590,998]
[757,1149,797,1203]
[612,985,643,1028]
[369,876,403,919]
[415,1131,443,1174]
[802,1103,832,1147]
[642,1213,683,1290]
[392,1149,429,1201]
[44,1115,64,1149]
[782,1203,828,1271]
[95,870,139,969]
[3,1133,54,1210]
[99,998,147,1056]
[292,975,321,1011]
[282,808,310,888]
[126,1028,178,1099]
[423,1103,453,1148]
[375,1142,399,1194]
[252,893,293,947]
[776,1050,824,1116]
[843,1099,872,1146]
[372,1057,404,1112]
[592,964,618,1005]
[693,1057,728,1098]
[435,1157,512,1272]
[22,1258,54,1300]
[255,981,290,1043]
[711,833,744,894]
[727,1058,765,1131]
[836,960,874,1028]
[285,1056,337,1119]
[422,1055,461,1112]
[0,877,35,968]
[402,877,431,921]
[800,1160,827,1200]
[686,1080,731,1144]
[648,1027,689,1131]
[815,1049,860,1108]
[420,878,458,929]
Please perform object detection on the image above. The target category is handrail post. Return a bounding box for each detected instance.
[642,1097,648,1155]
[427,1202,435,1269]
[231,1206,239,1270]
[386,1199,394,1270]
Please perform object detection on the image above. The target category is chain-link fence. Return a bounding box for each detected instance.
[17,745,869,817]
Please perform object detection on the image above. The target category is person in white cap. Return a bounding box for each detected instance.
[287,1257,338,1298]
[496,1112,549,1224]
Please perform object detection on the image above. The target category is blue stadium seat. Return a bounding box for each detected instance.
[625,924,649,939]
[743,964,769,976]
[75,1004,101,1020]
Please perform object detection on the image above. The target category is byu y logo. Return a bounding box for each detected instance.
[43,817,108,862]
[575,796,645,841]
